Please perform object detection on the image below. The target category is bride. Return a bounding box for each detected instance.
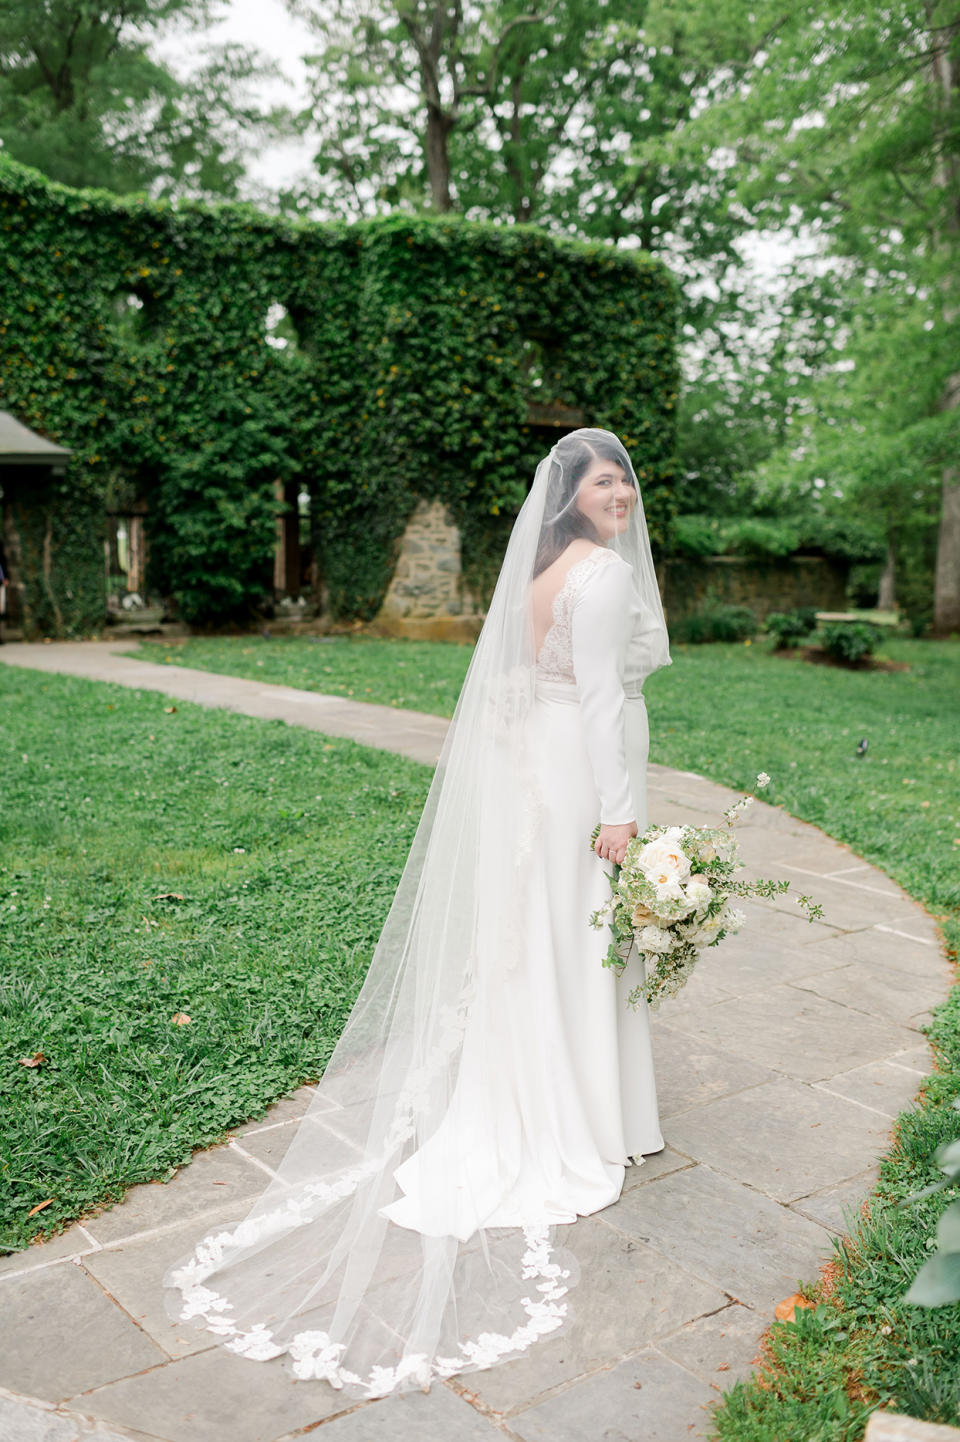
[163,427,672,1398]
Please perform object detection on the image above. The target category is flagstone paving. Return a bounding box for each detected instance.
[0,642,953,1442]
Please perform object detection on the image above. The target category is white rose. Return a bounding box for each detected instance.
[637,924,676,954]
[725,906,746,933]
[692,910,726,944]
[644,872,685,904]
[636,837,692,884]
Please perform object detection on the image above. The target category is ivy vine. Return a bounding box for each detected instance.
[0,156,679,634]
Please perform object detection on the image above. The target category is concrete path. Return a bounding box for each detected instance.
[0,641,449,766]
[0,642,952,1442]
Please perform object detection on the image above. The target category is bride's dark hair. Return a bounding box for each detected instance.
[532,430,632,578]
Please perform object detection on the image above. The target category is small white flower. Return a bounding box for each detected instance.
[756,772,771,789]
[685,875,712,910]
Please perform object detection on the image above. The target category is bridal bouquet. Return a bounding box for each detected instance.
[589,774,822,1011]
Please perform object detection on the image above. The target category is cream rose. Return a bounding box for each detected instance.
[637,837,692,885]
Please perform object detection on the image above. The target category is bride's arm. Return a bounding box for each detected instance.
[570,557,637,842]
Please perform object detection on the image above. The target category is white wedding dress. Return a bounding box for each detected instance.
[379,546,664,1240]
[164,435,672,1398]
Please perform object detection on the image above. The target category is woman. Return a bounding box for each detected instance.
[163,428,672,1397]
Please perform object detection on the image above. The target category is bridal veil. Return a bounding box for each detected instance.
[162,428,671,1397]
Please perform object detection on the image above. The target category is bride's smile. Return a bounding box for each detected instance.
[574,457,639,540]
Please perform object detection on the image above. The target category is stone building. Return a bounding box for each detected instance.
[0,411,72,637]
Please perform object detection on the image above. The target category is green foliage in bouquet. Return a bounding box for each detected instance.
[589,776,822,1010]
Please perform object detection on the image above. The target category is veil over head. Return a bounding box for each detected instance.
[163,428,671,1397]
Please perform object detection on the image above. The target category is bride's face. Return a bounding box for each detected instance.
[575,456,637,539]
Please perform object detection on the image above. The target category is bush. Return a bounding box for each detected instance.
[671,603,757,644]
[897,561,936,638]
[765,608,819,648]
[670,514,721,557]
[818,621,882,665]
[668,511,886,565]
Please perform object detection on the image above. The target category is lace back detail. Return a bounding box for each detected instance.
[535,548,615,684]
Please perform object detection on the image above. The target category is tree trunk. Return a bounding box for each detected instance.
[927,2,960,633]
[933,447,960,634]
[878,541,896,611]
[425,103,453,211]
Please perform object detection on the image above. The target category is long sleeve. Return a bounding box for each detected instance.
[570,557,636,826]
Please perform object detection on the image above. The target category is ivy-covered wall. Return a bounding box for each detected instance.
[0,157,679,635]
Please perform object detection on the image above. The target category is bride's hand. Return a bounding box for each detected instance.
[594,822,637,866]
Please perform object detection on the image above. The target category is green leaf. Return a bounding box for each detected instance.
[936,1200,960,1254]
[934,1138,960,1177]
[904,1252,960,1308]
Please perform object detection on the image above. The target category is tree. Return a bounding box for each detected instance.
[0,0,292,199]
[285,0,805,501]
[284,1,752,303]
[668,0,960,630]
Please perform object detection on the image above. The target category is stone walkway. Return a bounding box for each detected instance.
[0,641,449,765]
[0,642,952,1442]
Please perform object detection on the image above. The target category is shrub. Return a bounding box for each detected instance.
[671,603,757,644]
[765,608,818,648]
[818,621,882,665]
[670,514,721,557]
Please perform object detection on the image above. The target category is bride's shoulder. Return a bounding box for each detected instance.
[566,542,628,576]
[561,540,620,570]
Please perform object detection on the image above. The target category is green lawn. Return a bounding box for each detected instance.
[0,666,430,1251]
[128,634,473,717]
[5,635,960,1437]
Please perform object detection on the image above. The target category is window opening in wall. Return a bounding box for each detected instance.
[519,336,546,392]
[110,290,161,350]
[265,303,304,354]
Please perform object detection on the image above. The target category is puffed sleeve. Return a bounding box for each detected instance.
[570,557,636,826]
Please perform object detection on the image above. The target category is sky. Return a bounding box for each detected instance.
[155,0,316,191]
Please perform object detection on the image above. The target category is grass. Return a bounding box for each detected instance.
[0,666,431,1251]
[5,633,960,1436]
[127,634,473,717]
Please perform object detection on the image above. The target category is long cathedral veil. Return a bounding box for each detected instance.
[162,429,670,1397]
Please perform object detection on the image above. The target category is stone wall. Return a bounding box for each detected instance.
[374,508,851,639]
[374,500,483,642]
[661,555,849,623]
